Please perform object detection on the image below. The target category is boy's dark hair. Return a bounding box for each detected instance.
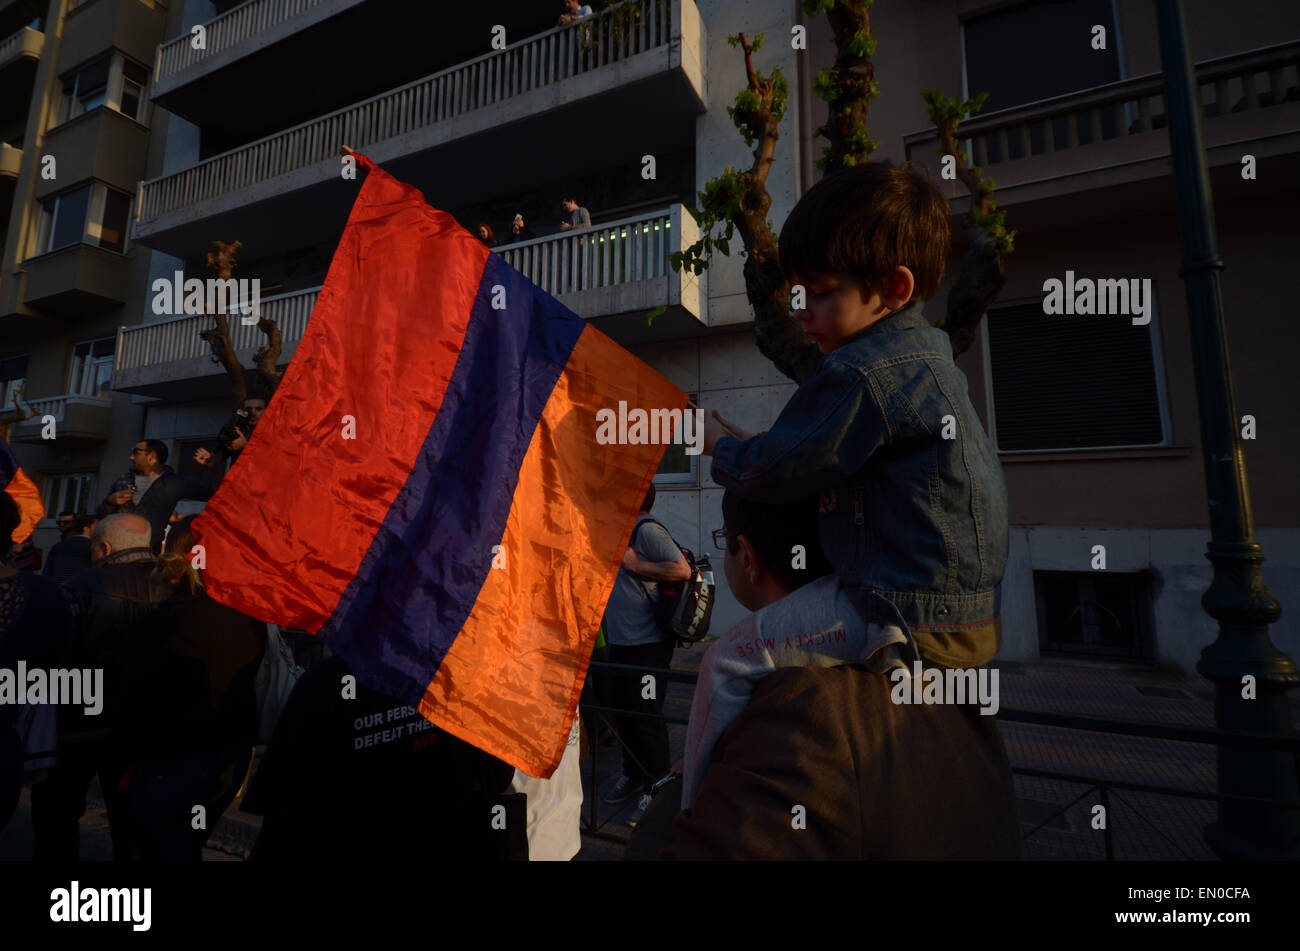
[721,490,831,592]
[640,483,656,513]
[145,439,169,466]
[779,161,951,302]
[562,194,578,205]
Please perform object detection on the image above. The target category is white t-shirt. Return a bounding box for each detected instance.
[509,716,583,860]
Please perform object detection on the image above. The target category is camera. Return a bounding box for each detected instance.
[218,408,254,448]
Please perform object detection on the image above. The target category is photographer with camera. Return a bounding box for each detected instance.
[193,407,253,475]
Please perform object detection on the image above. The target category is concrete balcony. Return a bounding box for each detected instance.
[23,243,133,315]
[0,141,19,178]
[133,0,705,260]
[152,0,561,143]
[10,394,114,443]
[904,41,1300,225]
[0,23,41,72]
[116,203,704,398]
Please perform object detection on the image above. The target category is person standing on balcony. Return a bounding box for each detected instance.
[558,0,593,26]
[510,214,535,243]
[98,440,212,553]
[559,196,591,231]
[476,223,497,247]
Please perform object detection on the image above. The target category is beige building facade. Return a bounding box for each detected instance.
[1,0,1296,672]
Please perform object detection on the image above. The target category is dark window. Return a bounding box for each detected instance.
[986,301,1164,451]
[121,60,149,121]
[97,188,131,251]
[964,0,1122,161]
[48,185,91,252]
[1035,570,1154,661]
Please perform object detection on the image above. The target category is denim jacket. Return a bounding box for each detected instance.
[711,301,1008,667]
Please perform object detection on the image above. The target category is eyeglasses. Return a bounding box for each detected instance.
[712,527,729,551]
[130,447,148,455]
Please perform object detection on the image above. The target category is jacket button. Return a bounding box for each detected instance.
[937,605,950,617]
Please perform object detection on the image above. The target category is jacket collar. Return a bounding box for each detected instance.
[100,547,157,567]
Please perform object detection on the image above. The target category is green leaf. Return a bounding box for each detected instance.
[646,305,668,326]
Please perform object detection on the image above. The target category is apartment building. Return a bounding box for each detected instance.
[2,0,1297,673]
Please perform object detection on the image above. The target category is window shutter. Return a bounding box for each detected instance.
[987,302,1164,451]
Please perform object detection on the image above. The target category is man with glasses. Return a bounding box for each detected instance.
[96,439,212,552]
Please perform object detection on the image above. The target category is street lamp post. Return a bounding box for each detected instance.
[1155,0,1299,859]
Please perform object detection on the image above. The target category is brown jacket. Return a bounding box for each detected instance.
[630,663,1021,860]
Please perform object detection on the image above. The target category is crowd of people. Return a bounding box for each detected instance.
[1,158,1023,861]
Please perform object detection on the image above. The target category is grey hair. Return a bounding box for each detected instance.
[92,513,153,553]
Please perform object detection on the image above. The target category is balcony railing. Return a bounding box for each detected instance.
[116,286,319,375]
[905,40,1300,175]
[499,208,678,298]
[0,24,43,68]
[155,0,336,83]
[10,394,114,443]
[137,0,675,225]
[118,204,696,383]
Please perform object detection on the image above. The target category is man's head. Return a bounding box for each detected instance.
[90,513,152,564]
[562,196,578,213]
[129,439,168,475]
[77,514,96,537]
[242,395,267,426]
[564,0,580,12]
[56,510,77,536]
[779,161,950,353]
[719,490,831,612]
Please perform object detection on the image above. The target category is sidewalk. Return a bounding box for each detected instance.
[3,654,1294,861]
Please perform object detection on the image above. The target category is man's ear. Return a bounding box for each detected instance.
[736,533,763,583]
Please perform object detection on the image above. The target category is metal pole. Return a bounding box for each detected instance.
[1155,0,1298,860]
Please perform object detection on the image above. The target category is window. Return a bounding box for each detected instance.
[35,183,133,256]
[60,57,110,123]
[985,300,1165,451]
[68,338,115,397]
[963,0,1122,161]
[55,53,151,128]
[0,355,27,411]
[119,61,149,123]
[1035,570,1154,661]
[653,396,700,486]
[42,473,97,519]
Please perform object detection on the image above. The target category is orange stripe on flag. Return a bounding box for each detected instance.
[419,324,687,777]
[7,467,44,544]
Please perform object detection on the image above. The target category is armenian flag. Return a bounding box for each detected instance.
[1,435,44,543]
[193,154,684,776]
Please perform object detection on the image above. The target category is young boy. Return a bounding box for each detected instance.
[703,161,1008,668]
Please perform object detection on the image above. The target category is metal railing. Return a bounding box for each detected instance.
[905,40,1300,169]
[155,0,337,82]
[497,207,677,298]
[116,286,319,373]
[138,0,673,223]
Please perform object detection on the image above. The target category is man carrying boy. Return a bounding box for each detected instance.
[703,161,1008,671]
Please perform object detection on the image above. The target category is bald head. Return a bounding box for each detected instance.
[91,513,153,563]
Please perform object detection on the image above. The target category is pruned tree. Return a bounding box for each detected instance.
[198,239,283,403]
[672,0,1014,385]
